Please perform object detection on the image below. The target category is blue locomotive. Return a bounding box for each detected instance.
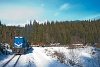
[12,37,30,54]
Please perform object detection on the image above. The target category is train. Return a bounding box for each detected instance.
[12,37,31,54]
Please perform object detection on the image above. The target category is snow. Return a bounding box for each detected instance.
[0,54,14,66]
[33,47,67,67]
[5,55,20,67]
[0,46,100,67]
[43,46,100,67]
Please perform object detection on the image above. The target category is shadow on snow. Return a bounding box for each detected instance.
[47,60,69,67]
[24,48,34,55]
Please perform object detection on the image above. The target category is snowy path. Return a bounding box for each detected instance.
[15,48,36,67]
[33,47,67,67]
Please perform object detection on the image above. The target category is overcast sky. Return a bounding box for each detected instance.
[0,0,100,26]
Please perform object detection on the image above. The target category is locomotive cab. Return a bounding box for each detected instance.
[12,37,28,54]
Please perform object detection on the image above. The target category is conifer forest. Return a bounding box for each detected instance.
[0,19,100,47]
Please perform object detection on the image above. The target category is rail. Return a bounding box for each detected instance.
[2,55,21,67]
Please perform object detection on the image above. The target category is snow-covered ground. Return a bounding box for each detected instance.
[44,46,100,67]
[0,46,100,67]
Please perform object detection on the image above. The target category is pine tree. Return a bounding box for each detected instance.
[0,20,1,26]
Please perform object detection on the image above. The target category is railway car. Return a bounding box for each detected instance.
[12,37,30,54]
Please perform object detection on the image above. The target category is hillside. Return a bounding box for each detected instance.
[0,19,100,48]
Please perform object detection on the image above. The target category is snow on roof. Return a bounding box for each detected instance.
[15,37,18,38]
[72,44,83,45]
[15,37,23,38]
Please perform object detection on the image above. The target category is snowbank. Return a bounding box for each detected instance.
[44,46,100,67]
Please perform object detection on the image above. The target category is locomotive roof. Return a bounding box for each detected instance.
[15,37,23,38]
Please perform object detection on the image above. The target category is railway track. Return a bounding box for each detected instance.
[2,55,21,67]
